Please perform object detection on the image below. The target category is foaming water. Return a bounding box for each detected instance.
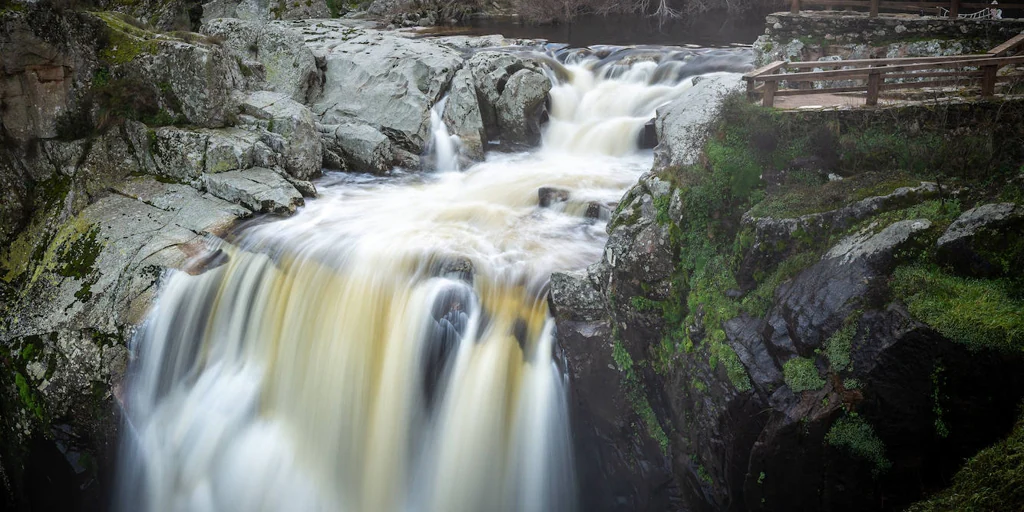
[117,44,750,512]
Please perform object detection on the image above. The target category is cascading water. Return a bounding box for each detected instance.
[116,44,751,512]
[427,96,462,172]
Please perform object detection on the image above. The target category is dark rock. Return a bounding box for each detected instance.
[538,187,570,208]
[936,202,1024,278]
[638,119,657,149]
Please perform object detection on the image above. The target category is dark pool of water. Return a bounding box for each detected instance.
[418,11,767,47]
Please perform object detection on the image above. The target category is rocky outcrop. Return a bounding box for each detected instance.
[200,0,331,24]
[320,121,398,173]
[0,7,106,141]
[653,74,744,169]
[239,91,323,180]
[201,18,324,104]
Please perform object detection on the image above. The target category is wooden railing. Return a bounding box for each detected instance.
[744,33,1024,107]
[790,0,1024,17]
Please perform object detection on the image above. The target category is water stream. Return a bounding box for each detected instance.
[116,45,750,512]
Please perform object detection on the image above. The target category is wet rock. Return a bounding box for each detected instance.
[442,68,486,160]
[937,202,1024,278]
[320,121,396,174]
[584,202,612,221]
[465,51,535,139]
[653,74,743,169]
[203,167,304,215]
[638,119,657,149]
[240,91,323,180]
[538,186,569,208]
[202,19,323,103]
[495,68,551,147]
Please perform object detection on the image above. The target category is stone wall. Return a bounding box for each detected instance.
[754,11,1024,64]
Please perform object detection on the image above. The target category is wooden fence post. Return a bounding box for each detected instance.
[950,0,960,17]
[763,81,778,108]
[791,0,800,14]
[866,72,881,106]
[870,0,880,17]
[981,65,998,96]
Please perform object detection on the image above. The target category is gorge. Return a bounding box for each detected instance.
[1,2,1023,512]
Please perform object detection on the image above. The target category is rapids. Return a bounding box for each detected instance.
[115,44,750,512]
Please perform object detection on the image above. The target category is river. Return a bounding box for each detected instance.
[114,43,752,512]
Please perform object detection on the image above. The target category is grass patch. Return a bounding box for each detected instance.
[826,413,891,476]
[783,357,825,393]
[891,263,1024,352]
[908,410,1024,512]
[613,341,670,454]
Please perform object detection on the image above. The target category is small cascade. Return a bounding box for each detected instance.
[427,96,462,172]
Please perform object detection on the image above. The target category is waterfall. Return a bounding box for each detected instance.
[116,44,748,512]
[427,96,461,172]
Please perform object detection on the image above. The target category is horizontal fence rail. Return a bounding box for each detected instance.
[791,0,1024,17]
[744,33,1024,107]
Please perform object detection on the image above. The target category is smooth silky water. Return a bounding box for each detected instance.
[115,45,751,512]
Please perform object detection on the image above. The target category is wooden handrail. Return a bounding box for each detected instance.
[744,51,1024,107]
[789,0,1024,17]
[782,54,993,69]
[989,32,1024,57]
[757,55,1024,82]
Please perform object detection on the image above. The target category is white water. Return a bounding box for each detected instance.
[117,47,746,512]
[427,96,462,172]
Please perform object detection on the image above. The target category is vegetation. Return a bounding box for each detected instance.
[892,264,1024,352]
[783,357,825,393]
[909,410,1024,512]
[826,413,891,476]
[613,340,670,454]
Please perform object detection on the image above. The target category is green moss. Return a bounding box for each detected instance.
[908,411,1024,512]
[892,264,1023,352]
[613,341,670,454]
[95,12,160,65]
[844,378,861,389]
[697,465,714,485]
[825,316,857,373]
[783,357,825,393]
[14,372,44,421]
[826,413,891,476]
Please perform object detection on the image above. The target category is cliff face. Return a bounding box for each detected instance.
[552,94,1024,511]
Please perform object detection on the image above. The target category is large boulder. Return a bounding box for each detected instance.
[201,18,324,103]
[936,202,1024,278]
[494,68,550,147]
[308,24,463,154]
[320,121,397,174]
[653,74,744,169]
